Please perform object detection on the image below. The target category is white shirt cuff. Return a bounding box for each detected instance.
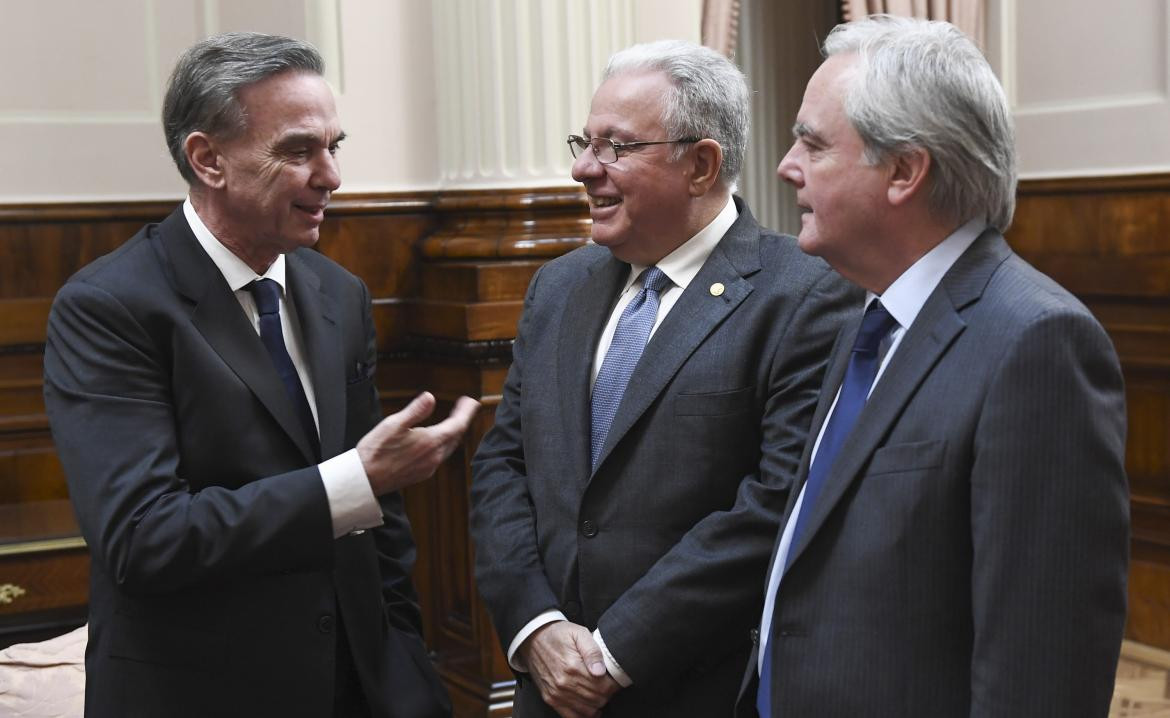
[319,448,384,539]
[592,629,633,687]
[507,610,567,672]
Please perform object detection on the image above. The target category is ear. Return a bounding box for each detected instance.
[887,146,930,207]
[687,139,724,197]
[185,131,227,189]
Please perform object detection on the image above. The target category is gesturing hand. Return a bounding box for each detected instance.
[519,621,621,718]
[357,392,479,495]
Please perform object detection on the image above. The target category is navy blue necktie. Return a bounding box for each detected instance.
[756,300,896,717]
[248,279,320,460]
[590,267,671,470]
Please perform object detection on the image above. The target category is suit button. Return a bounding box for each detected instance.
[581,520,598,538]
[750,628,760,646]
[318,614,334,634]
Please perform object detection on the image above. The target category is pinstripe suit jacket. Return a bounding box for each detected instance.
[738,229,1129,717]
[470,199,858,717]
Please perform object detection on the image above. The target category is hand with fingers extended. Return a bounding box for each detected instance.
[357,391,479,496]
[519,621,622,718]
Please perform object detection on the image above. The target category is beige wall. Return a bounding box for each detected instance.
[0,0,699,202]
[987,0,1170,178]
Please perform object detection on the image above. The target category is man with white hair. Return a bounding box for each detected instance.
[742,15,1129,717]
[470,40,856,717]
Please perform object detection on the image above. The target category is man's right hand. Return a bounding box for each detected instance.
[357,391,479,495]
[518,621,619,718]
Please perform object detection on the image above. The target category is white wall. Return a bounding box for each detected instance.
[0,0,699,203]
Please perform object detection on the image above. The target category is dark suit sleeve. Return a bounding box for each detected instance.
[470,264,563,647]
[969,309,1128,717]
[597,269,856,684]
[43,280,335,595]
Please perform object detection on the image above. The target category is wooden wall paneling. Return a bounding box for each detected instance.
[1009,174,1170,650]
[397,187,590,717]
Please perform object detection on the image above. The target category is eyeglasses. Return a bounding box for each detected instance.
[567,134,700,164]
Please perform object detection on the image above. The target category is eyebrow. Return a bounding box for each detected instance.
[792,122,826,146]
[276,130,347,148]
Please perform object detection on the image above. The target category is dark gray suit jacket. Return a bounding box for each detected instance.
[44,207,449,718]
[470,198,858,717]
[739,229,1129,717]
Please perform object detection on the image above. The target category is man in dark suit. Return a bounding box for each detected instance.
[43,33,477,718]
[469,40,856,718]
[742,16,1130,718]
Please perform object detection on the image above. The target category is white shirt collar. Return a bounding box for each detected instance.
[183,196,287,293]
[868,216,987,330]
[624,195,738,291]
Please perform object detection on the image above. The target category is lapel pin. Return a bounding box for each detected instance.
[710,282,725,297]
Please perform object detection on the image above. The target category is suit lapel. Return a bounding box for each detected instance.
[158,209,318,465]
[558,252,628,483]
[778,316,856,525]
[782,229,1011,573]
[590,206,762,476]
[287,252,344,459]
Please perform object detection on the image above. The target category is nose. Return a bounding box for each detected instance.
[776,144,802,188]
[312,150,341,192]
[571,147,604,183]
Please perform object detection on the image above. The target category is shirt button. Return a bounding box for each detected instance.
[318,614,335,634]
[581,520,598,538]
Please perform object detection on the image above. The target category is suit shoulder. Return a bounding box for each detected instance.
[755,230,853,296]
[543,242,608,270]
[756,230,821,267]
[57,224,168,308]
[67,225,153,286]
[292,248,368,295]
[985,253,1098,328]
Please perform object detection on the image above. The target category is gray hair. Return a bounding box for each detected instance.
[824,15,1017,231]
[603,40,750,189]
[163,32,325,184]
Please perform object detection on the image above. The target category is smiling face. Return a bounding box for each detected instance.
[777,54,892,283]
[211,71,344,268]
[571,70,696,265]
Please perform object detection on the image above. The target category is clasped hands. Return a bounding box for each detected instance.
[519,621,621,718]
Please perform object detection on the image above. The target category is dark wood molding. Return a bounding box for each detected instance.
[1018,172,1170,195]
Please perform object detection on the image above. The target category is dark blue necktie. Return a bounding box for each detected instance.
[248,278,320,460]
[756,300,897,717]
[590,267,671,470]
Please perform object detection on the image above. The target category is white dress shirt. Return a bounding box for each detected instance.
[757,217,987,672]
[183,198,383,539]
[508,196,740,686]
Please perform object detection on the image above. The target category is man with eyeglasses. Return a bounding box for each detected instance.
[470,40,857,718]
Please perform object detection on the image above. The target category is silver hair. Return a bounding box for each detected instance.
[823,15,1017,231]
[162,32,325,184]
[603,39,750,189]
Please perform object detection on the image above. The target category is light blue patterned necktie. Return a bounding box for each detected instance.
[590,266,671,470]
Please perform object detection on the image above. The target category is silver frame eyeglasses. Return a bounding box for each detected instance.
[567,134,700,164]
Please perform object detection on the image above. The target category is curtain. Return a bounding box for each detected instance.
[701,0,741,57]
[841,0,984,51]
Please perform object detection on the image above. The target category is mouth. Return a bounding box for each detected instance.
[293,201,328,223]
[589,195,621,209]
